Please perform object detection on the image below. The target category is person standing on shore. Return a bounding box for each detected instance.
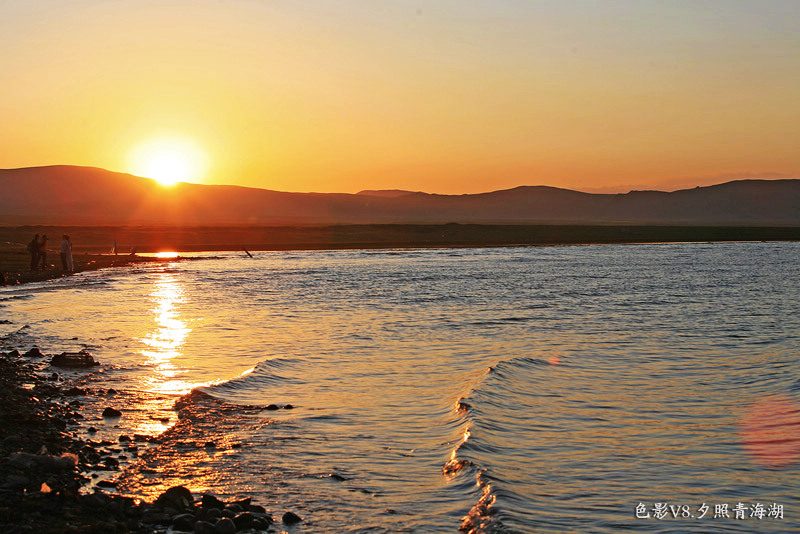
[38,235,49,270]
[60,235,74,272]
[66,235,74,272]
[28,234,40,271]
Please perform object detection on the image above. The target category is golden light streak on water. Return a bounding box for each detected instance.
[140,273,193,396]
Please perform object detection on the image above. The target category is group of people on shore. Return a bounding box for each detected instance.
[28,234,73,272]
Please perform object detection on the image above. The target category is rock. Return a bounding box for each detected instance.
[50,349,98,368]
[225,503,243,514]
[283,511,303,525]
[172,512,196,531]
[230,497,251,508]
[284,403,294,409]
[104,457,119,468]
[96,480,118,488]
[201,494,225,510]
[102,407,122,417]
[5,349,21,358]
[155,485,194,510]
[205,508,221,519]
[265,404,279,410]
[1,474,31,491]
[118,435,131,442]
[203,441,216,448]
[232,511,255,529]
[247,504,267,514]
[106,388,118,395]
[213,517,236,534]
[88,427,98,433]
[194,520,215,534]
[9,452,77,473]
[141,511,172,525]
[65,386,87,395]
[23,347,45,358]
[2,435,22,450]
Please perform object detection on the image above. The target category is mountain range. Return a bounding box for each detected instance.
[1,165,798,226]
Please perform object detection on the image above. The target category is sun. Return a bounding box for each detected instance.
[128,136,207,186]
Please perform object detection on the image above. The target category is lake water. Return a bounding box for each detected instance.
[2,242,799,533]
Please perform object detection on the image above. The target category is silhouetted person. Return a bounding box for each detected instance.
[39,235,49,270]
[28,234,40,271]
[60,234,74,272]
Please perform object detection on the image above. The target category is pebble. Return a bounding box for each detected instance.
[22,347,44,358]
[194,520,216,534]
[232,511,255,528]
[213,517,236,534]
[225,503,243,513]
[102,407,122,417]
[155,485,194,510]
[202,494,226,510]
[50,349,99,368]
[283,511,303,525]
[172,512,196,531]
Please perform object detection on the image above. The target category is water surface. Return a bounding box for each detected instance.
[1,242,798,532]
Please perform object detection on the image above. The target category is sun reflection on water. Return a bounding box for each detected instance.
[140,273,194,395]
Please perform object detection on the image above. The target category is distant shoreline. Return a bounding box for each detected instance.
[3,224,799,285]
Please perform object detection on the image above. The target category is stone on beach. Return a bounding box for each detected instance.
[172,512,197,531]
[194,520,216,534]
[232,511,255,528]
[155,484,194,510]
[213,517,237,534]
[201,493,226,510]
[22,347,44,358]
[50,349,99,368]
[283,511,303,525]
[102,406,122,417]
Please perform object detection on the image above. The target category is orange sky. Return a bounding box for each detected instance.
[1,1,798,194]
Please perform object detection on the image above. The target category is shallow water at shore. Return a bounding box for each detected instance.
[1,243,799,532]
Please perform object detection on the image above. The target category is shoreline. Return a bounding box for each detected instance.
[0,252,206,287]
[0,344,301,533]
[3,223,798,287]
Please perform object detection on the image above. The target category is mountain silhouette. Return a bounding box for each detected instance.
[1,165,798,226]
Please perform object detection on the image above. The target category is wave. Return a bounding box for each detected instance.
[444,356,555,533]
[203,356,307,404]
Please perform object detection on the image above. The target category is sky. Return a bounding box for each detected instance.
[1,0,799,194]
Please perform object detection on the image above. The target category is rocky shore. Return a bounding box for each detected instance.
[0,346,302,533]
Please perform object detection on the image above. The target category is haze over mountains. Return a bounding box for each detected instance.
[1,165,798,226]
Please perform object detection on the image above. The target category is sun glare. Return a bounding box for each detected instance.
[129,136,207,187]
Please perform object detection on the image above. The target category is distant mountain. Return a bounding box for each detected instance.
[1,165,798,226]
[356,189,417,197]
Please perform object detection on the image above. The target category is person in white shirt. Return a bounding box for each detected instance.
[60,235,74,272]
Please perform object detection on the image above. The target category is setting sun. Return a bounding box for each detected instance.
[128,136,207,186]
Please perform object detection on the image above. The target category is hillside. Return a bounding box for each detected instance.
[1,166,798,226]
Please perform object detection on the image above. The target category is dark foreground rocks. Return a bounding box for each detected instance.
[0,348,303,533]
[51,349,100,368]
